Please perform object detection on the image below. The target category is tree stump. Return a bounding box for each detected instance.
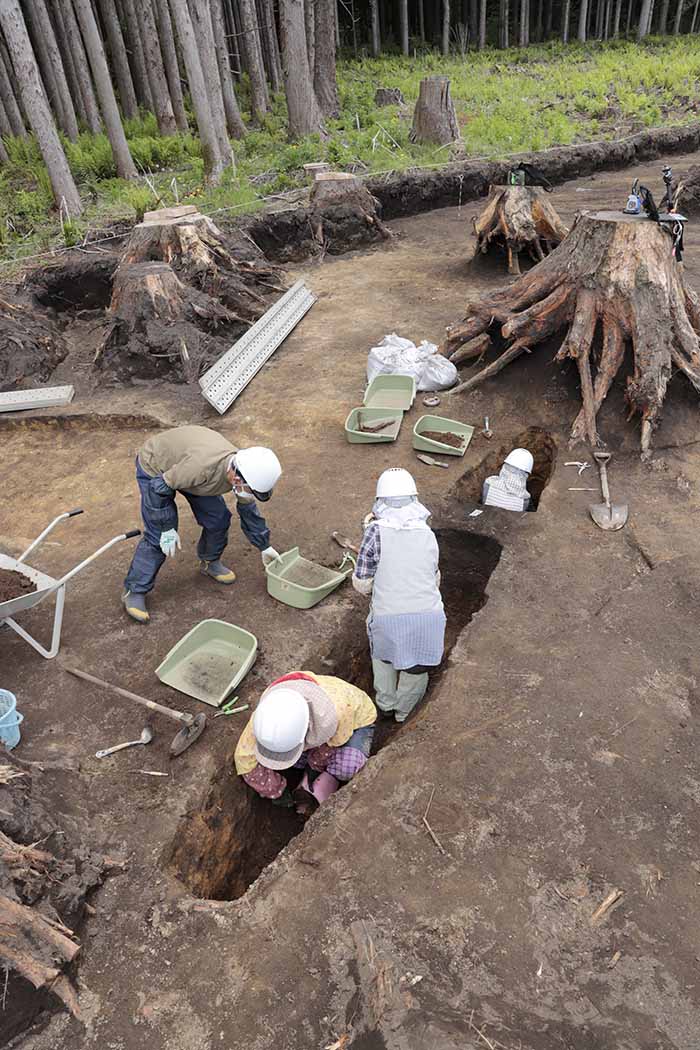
[409,76,460,146]
[375,87,405,107]
[441,211,700,455]
[472,185,569,275]
[96,206,284,383]
[309,171,392,254]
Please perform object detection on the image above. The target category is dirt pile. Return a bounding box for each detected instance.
[0,569,35,604]
[420,429,465,448]
[0,297,67,391]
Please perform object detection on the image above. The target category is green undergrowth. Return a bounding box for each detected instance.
[2,36,700,270]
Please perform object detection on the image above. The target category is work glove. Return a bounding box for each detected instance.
[261,546,281,567]
[159,529,181,558]
[362,513,375,530]
[351,574,374,596]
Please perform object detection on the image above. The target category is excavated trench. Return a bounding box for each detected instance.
[167,527,503,902]
[166,431,557,901]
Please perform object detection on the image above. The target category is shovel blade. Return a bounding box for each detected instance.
[589,502,629,531]
[169,713,207,756]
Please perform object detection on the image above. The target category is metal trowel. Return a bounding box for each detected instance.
[589,452,628,531]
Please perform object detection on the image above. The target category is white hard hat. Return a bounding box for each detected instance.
[504,448,534,474]
[376,467,418,499]
[253,687,309,770]
[234,447,282,502]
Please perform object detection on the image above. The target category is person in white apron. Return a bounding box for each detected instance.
[352,468,445,722]
[482,447,533,512]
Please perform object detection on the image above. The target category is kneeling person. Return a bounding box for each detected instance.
[234,672,376,808]
[123,425,282,622]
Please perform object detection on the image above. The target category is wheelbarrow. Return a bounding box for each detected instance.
[0,510,140,659]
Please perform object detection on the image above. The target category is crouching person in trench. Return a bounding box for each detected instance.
[234,672,377,814]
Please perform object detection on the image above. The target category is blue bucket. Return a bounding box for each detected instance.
[0,690,23,750]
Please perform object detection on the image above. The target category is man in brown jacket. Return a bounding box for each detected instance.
[122,426,282,623]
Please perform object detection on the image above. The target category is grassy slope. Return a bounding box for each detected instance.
[3,36,700,269]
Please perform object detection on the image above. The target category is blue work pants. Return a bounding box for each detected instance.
[124,459,232,594]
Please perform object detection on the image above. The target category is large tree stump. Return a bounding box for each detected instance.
[96,206,285,383]
[441,211,700,456]
[473,185,569,275]
[310,171,392,254]
[409,76,460,146]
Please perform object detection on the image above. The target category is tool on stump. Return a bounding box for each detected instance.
[64,668,207,756]
[96,725,154,759]
[589,452,628,531]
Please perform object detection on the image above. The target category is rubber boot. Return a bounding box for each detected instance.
[372,659,398,715]
[311,771,340,803]
[122,590,150,623]
[394,671,429,723]
[200,559,236,584]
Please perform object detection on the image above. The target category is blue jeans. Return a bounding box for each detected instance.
[124,459,232,594]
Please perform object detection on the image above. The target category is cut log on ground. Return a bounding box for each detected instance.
[409,76,460,146]
[310,172,392,254]
[0,296,67,390]
[472,185,569,275]
[441,211,700,456]
[0,895,80,1014]
[96,206,285,383]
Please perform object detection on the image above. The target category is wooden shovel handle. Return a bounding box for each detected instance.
[63,667,191,726]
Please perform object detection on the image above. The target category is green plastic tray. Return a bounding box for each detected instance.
[363,374,416,410]
[412,414,475,457]
[266,547,354,609]
[345,406,403,443]
[156,619,258,708]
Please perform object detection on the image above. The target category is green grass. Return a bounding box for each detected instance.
[3,35,700,269]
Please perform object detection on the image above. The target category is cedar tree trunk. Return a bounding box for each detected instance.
[279,0,323,139]
[0,0,82,213]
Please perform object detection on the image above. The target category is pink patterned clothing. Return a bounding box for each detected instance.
[243,741,370,799]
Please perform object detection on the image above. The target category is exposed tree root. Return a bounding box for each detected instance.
[0,297,67,390]
[442,210,700,455]
[472,185,568,275]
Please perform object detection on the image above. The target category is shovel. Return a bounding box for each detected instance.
[589,452,628,531]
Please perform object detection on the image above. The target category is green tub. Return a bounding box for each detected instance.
[412,414,475,457]
[345,406,403,443]
[156,619,258,708]
[266,547,354,609]
[363,374,416,411]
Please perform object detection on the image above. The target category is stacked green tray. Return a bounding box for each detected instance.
[363,374,416,410]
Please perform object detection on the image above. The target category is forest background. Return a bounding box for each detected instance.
[1,0,700,269]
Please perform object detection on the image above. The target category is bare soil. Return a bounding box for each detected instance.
[0,569,34,604]
[4,150,700,1050]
